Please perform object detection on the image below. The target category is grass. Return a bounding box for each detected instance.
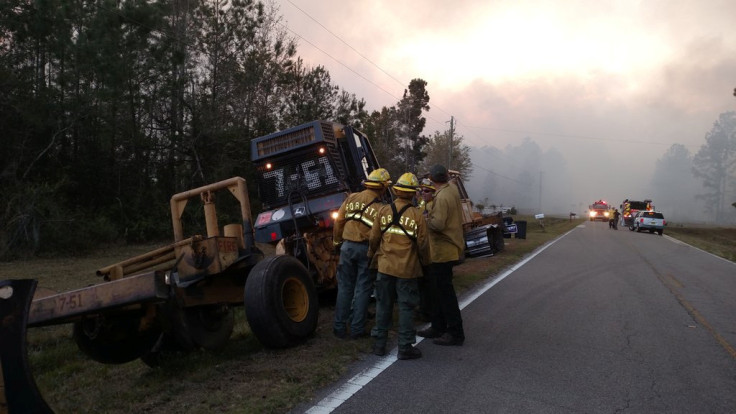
[664,225,736,262]
[1,217,732,413]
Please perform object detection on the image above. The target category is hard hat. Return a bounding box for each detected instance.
[363,168,391,189]
[419,178,435,192]
[393,172,419,194]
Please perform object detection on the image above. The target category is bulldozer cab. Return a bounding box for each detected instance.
[251,121,380,243]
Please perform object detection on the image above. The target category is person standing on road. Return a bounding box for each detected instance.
[418,164,466,346]
[612,208,621,230]
[333,168,391,339]
[369,172,430,359]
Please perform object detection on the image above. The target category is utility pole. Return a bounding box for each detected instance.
[447,116,455,169]
[538,171,543,212]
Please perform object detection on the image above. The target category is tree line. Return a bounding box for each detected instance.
[0,0,471,258]
[650,111,736,223]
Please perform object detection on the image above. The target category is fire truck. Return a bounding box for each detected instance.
[588,200,610,222]
[620,199,654,227]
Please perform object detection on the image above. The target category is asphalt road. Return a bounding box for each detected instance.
[301,222,736,414]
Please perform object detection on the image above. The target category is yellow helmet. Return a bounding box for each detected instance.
[363,168,391,189]
[419,178,435,192]
[393,172,419,193]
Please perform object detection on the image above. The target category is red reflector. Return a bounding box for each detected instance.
[256,212,273,225]
[270,232,278,241]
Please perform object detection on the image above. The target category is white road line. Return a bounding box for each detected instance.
[304,227,579,414]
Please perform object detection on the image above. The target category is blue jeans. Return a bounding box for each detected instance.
[374,272,419,349]
[334,241,374,337]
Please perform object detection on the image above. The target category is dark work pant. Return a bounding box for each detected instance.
[427,261,464,339]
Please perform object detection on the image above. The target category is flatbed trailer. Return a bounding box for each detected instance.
[0,176,318,413]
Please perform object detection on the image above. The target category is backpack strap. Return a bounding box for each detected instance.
[381,203,416,240]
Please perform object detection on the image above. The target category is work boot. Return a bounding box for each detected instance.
[398,345,422,360]
[417,327,443,338]
[372,343,386,356]
[433,332,464,346]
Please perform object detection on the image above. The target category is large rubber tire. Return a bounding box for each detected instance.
[73,313,161,364]
[184,305,234,351]
[244,255,318,348]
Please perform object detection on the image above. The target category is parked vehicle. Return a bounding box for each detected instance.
[629,211,666,235]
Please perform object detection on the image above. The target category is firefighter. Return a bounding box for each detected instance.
[368,172,430,359]
[612,208,621,230]
[418,164,466,346]
[333,168,391,339]
[417,178,435,216]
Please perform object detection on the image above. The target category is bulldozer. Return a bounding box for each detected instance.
[249,120,383,290]
[0,120,383,413]
[448,170,507,257]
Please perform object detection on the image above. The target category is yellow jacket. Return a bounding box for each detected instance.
[333,188,384,244]
[427,182,465,263]
[368,198,430,278]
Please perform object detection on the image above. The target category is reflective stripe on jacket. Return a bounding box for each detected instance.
[333,188,383,244]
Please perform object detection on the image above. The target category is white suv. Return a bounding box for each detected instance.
[629,211,665,235]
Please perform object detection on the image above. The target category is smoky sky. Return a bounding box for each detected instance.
[275,0,736,219]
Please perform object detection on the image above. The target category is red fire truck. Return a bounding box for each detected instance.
[620,199,654,226]
[588,200,610,222]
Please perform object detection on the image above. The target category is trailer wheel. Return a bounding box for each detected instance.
[244,255,318,348]
[73,314,161,364]
[184,304,234,351]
